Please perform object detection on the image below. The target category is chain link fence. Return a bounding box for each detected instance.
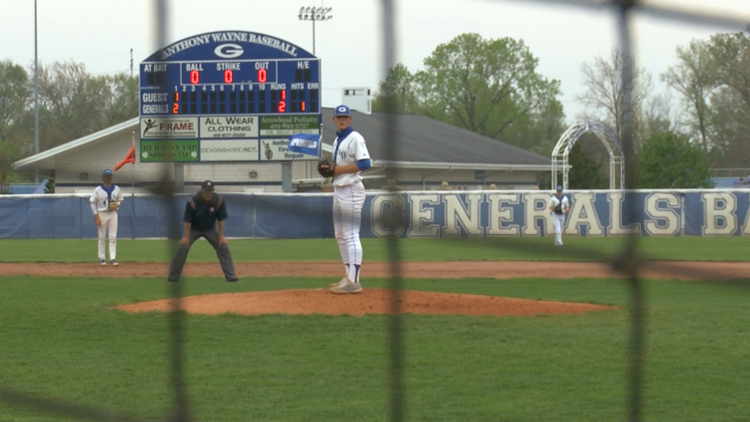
[1,1,748,421]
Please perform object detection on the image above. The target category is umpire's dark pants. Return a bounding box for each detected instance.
[168,227,237,281]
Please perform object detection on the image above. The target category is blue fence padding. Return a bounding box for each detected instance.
[0,197,26,238]
[1,190,749,239]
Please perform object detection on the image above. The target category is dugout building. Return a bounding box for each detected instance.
[13,108,551,193]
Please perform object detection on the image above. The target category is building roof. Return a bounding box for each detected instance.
[321,108,551,170]
[13,117,139,171]
[15,109,551,171]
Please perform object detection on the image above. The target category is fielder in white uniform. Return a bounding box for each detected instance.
[89,169,124,266]
[328,105,371,294]
[549,185,569,246]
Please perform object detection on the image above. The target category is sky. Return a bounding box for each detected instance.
[1,0,748,124]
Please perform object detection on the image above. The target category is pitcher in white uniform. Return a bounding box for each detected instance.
[89,169,124,266]
[328,105,372,294]
[549,185,569,246]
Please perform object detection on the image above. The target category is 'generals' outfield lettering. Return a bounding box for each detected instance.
[367,191,750,238]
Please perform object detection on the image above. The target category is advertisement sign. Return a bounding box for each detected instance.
[140,140,200,162]
[199,116,258,138]
[140,117,199,138]
[260,139,318,161]
[259,115,319,136]
[200,139,260,161]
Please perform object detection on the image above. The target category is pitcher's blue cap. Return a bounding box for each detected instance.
[556,185,563,191]
[103,169,113,176]
[334,105,351,117]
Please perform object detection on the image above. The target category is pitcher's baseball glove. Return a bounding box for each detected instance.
[108,201,120,211]
[317,157,335,178]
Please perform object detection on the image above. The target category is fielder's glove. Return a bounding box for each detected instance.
[317,157,335,178]
[108,201,120,211]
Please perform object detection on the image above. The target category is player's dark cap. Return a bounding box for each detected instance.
[201,180,215,191]
[103,169,113,176]
[334,105,351,117]
[556,185,563,191]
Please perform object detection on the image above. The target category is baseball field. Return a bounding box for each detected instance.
[1,237,749,421]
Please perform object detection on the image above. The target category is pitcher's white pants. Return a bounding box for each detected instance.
[552,213,565,245]
[98,211,118,261]
[333,182,366,283]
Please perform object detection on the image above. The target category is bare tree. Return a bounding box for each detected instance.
[642,92,674,139]
[704,31,750,167]
[576,49,652,146]
[662,40,718,155]
[32,61,138,151]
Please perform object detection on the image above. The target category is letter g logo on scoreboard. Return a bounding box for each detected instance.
[214,43,244,59]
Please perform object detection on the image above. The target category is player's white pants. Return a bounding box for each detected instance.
[552,213,565,245]
[333,181,366,283]
[97,211,118,261]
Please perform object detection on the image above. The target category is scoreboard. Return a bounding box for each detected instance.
[139,31,321,163]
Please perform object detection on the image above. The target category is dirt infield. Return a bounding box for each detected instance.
[116,288,616,317]
[1,260,748,280]
[8,260,743,317]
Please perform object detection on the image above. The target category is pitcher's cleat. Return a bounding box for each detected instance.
[100,259,107,266]
[330,279,362,294]
[110,260,119,266]
[329,277,350,288]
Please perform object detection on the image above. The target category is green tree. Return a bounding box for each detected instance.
[0,141,22,193]
[417,34,561,139]
[568,142,607,190]
[371,63,419,113]
[636,131,714,188]
[91,73,139,127]
[706,88,750,167]
[0,60,31,143]
[372,34,566,153]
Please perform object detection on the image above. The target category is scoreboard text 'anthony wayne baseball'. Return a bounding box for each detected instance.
[139,31,321,163]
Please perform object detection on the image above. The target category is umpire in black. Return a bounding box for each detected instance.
[168,180,239,282]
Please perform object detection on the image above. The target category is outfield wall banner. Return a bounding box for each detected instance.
[1,190,749,239]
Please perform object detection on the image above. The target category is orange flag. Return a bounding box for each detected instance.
[114,145,136,171]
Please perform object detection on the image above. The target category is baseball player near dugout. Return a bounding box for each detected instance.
[317,105,372,294]
[89,169,124,266]
[168,180,239,282]
[549,186,570,246]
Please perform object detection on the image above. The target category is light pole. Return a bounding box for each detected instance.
[298,6,333,55]
[34,0,40,184]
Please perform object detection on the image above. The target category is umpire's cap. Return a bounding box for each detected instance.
[201,180,215,191]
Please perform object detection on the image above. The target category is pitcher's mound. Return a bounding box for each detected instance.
[116,289,615,317]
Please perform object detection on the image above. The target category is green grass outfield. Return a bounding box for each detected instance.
[1,238,749,421]
[1,236,750,263]
[1,276,749,422]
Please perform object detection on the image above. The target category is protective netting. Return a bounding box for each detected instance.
[1,1,748,421]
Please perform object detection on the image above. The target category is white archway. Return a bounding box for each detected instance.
[551,121,624,190]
